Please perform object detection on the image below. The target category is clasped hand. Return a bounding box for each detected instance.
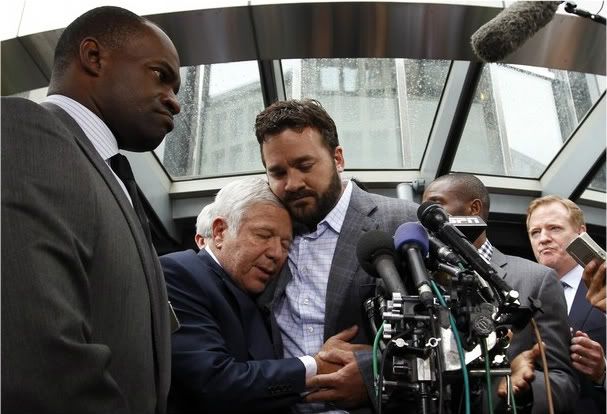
[306,325,371,409]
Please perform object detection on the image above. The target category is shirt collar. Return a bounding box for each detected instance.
[204,245,222,267]
[561,264,583,291]
[44,94,119,162]
[318,179,353,234]
[478,239,494,263]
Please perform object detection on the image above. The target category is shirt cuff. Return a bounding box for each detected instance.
[298,355,317,379]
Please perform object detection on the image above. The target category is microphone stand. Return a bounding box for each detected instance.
[564,2,606,25]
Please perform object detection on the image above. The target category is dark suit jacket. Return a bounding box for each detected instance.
[161,249,306,414]
[1,97,172,413]
[258,183,419,413]
[569,272,606,414]
[490,249,578,414]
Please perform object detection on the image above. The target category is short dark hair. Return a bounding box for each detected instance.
[434,173,491,220]
[53,6,149,75]
[255,99,339,151]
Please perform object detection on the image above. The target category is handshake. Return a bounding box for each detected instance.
[306,325,371,409]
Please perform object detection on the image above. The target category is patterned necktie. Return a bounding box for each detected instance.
[109,154,153,246]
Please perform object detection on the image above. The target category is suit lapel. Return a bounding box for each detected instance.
[41,103,169,399]
[569,282,594,332]
[324,185,378,339]
[489,248,510,281]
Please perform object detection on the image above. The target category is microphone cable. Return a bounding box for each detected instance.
[372,323,384,398]
[530,318,555,414]
[431,280,471,414]
[480,338,494,414]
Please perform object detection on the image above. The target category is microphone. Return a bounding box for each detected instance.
[470,1,560,62]
[393,222,434,308]
[428,234,462,267]
[417,202,516,303]
[356,230,408,296]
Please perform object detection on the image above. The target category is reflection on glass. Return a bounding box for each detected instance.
[282,58,450,169]
[588,160,606,192]
[452,64,606,178]
[155,61,265,179]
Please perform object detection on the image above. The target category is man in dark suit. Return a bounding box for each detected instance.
[527,196,606,414]
[1,6,181,414]
[162,177,309,413]
[423,173,577,413]
[255,99,419,413]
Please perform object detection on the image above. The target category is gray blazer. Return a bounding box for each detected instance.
[491,248,578,414]
[259,183,418,413]
[1,97,171,414]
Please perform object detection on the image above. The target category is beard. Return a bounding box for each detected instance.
[284,169,343,231]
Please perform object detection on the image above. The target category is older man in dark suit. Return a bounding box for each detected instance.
[423,173,577,414]
[162,177,304,413]
[1,6,180,413]
[255,99,419,413]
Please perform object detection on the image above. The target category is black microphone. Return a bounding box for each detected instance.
[417,202,515,302]
[356,230,408,296]
[394,222,434,308]
[428,234,462,267]
[470,1,560,62]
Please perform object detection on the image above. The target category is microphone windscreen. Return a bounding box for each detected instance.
[417,201,440,221]
[394,222,430,256]
[356,230,395,278]
[470,1,560,62]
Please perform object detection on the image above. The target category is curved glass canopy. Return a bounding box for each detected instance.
[4,1,606,238]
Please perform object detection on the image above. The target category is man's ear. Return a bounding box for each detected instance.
[194,234,204,249]
[334,146,345,172]
[211,217,228,249]
[79,37,103,76]
[469,198,483,217]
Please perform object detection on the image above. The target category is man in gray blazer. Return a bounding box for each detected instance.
[1,6,181,414]
[423,173,577,413]
[255,99,418,413]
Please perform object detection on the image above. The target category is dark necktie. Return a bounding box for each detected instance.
[110,154,180,332]
[109,154,153,246]
[561,281,570,289]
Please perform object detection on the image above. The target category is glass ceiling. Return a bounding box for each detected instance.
[153,58,605,191]
[5,1,606,207]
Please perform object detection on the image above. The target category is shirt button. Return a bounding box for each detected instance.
[303,298,310,304]
[307,327,314,333]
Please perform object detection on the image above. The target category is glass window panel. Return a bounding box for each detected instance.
[155,61,265,179]
[588,160,606,193]
[282,58,450,169]
[452,64,606,178]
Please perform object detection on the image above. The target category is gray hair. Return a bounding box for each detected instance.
[213,177,285,235]
[195,202,215,238]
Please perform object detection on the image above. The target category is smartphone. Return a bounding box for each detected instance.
[566,232,606,267]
